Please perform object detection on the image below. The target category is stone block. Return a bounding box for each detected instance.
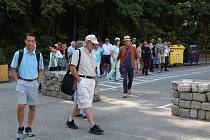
[171,105,179,116]
[179,100,191,108]
[172,98,179,105]
[178,84,191,92]
[191,83,198,93]
[206,111,210,121]
[171,81,179,91]
[198,83,210,93]
[191,101,202,109]
[180,93,193,100]
[206,92,210,102]
[202,103,210,111]
[198,110,206,120]
[179,108,190,117]
[172,90,179,98]
[193,93,207,102]
[190,109,198,118]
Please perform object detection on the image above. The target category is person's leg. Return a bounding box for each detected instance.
[97,61,101,77]
[150,58,153,72]
[16,80,28,139]
[108,60,114,79]
[128,67,134,90]
[122,67,128,94]
[145,60,148,75]
[84,108,94,125]
[17,104,25,128]
[116,61,120,80]
[28,105,36,128]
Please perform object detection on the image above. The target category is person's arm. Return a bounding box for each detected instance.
[10,51,19,81]
[12,69,19,81]
[54,51,63,59]
[38,70,43,81]
[70,50,81,82]
[114,47,122,69]
[110,50,115,60]
[38,53,45,81]
[70,65,81,82]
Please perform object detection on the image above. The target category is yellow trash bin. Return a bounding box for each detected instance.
[170,44,185,65]
[0,64,9,82]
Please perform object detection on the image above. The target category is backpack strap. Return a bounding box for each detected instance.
[17,49,24,73]
[76,49,81,71]
[35,50,40,72]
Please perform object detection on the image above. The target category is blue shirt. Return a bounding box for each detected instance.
[96,47,103,63]
[11,47,44,79]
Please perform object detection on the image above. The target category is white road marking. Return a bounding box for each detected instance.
[99,69,209,92]
[157,103,172,109]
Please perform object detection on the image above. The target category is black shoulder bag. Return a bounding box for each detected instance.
[61,49,81,95]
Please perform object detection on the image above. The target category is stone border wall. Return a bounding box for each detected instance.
[41,71,73,100]
[171,79,210,120]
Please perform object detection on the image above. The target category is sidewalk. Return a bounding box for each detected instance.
[1,65,210,140]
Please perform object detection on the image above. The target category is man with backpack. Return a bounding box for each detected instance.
[11,33,44,140]
[66,34,104,135]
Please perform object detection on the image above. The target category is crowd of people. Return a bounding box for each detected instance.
[49,37,171,78]
[11,33,173,139]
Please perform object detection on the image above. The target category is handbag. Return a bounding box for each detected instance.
[61,49,81,95]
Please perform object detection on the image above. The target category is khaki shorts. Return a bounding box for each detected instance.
[76,78,95,108]
[157,54,165,64]
[16,79,39,105]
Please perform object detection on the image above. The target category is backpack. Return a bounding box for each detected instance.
[17,49,40,73]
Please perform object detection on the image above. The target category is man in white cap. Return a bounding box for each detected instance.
[66,34,104,135]
[114,35,139,98]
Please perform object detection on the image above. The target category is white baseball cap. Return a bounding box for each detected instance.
[115,37,120,41]
[85,34,99,45]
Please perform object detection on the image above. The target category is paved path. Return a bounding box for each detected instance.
[0,65,210,140]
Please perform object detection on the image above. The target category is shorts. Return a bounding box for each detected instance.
[76,78,95,108]
[157,54,165,64]
[16,79,39,105]
[102,55,111,65]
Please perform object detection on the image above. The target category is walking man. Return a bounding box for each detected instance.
[115,36,138,98]
[66,34,104,135]
[11,33,44,139]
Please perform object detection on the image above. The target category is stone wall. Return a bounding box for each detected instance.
[171,79,210,120]
[42,71,73,100]
[41,71,101,102]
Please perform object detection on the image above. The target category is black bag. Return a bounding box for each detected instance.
[61,49,81,95]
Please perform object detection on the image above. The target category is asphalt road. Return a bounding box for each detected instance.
[0,65,210,140]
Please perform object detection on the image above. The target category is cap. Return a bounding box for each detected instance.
[115,37,120,41]
[85,34,99,45]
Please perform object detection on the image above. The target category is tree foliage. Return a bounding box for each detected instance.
[0,0,210,61]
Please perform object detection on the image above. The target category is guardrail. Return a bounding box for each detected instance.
[199,50,210,64]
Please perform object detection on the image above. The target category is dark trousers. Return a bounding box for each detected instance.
[150,58,154,72]
[142,59,150,75]
[164,56,169,70]
[122,67,134,93]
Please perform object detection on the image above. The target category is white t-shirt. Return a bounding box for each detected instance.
[71,47,96,76]
[102,43,112,55]
[164,46,170,57]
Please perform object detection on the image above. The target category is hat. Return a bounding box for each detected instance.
[123,35,131,41]
[85,34,99,45]
[115,37,120,41]
[105,38,109,41]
